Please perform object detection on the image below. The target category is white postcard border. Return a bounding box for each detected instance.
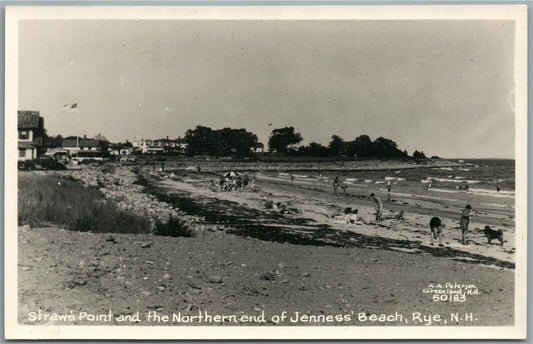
[4,4,528,340]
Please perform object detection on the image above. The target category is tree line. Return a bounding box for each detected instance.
[184,125,427,159]
[45,125,427,159]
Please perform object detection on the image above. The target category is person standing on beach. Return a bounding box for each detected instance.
[386,182,392,202]
[496,183,501,193]
[370,193,383,223]
[333,177,339,194]
[460,204,472,245]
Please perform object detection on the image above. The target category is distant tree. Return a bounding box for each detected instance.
[124,140,133,148]
[352,135,375,157]
[46,134,63,148]
[231,129,259,158]
[298,142,329,157]
[413,150,427,159]
[212,127,258,158]
[185,126,258,157]
[185,126,214,156]
[327,135,344,156]
[268,127,303,153]
[373,137,407,158]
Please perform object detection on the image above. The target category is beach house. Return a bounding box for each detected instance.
[62,135,110,161]
[18,111,46,160]
[133,137,188,154]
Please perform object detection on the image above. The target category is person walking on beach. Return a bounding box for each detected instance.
[219,177,225,192]
[235,175,243,192]
[370,193,383,223]
[460,204,472,245]
[333,176,340,194]
[386,182,392,202]
[496,183,501,193]
[243,173,249,191]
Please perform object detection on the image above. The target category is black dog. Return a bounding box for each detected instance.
[484,225,504,246]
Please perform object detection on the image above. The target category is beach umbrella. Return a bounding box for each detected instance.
[223,171,239,178]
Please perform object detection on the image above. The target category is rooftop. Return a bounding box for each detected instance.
[18,111,42,130]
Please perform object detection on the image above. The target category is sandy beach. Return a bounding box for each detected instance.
[17,162,516,326]
[153,168,515,265]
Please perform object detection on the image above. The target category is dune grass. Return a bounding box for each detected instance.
[18,173,151,234]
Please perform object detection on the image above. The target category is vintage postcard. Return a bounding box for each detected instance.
[4,5,527,340]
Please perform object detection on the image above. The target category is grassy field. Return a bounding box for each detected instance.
[18,173,152,234]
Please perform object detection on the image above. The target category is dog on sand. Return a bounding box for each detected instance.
[484,225,504,246]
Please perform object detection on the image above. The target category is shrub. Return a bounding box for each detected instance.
[80,159,103,165]
[18,160,35,171]
[154,216,195,237]
[35,158,67,170]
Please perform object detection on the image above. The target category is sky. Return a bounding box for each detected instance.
[18,19,516,158]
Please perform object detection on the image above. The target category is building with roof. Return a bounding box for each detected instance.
[62,135,109,159]
[18,111,46,160]
[133,136,188,154]
[251,142,266,153]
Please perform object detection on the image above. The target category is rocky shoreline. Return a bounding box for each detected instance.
[68,166,201,234]
[134,158,460,173]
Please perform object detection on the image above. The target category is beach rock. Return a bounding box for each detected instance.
[141,242,153,248]
[208,276,223,284]
[259,271,275,281]
[106,235,117,244]
[163,273,171,279]
[188,282,202,289]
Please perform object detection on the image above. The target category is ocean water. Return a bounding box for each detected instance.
[274,159,515,201]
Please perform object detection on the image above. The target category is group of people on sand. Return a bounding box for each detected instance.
[429,205,471,246]
[370,191,489,247]
[370,194,498,248]
[215,173,250,192]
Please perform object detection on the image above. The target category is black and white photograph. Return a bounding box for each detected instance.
[4,5,527,340]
